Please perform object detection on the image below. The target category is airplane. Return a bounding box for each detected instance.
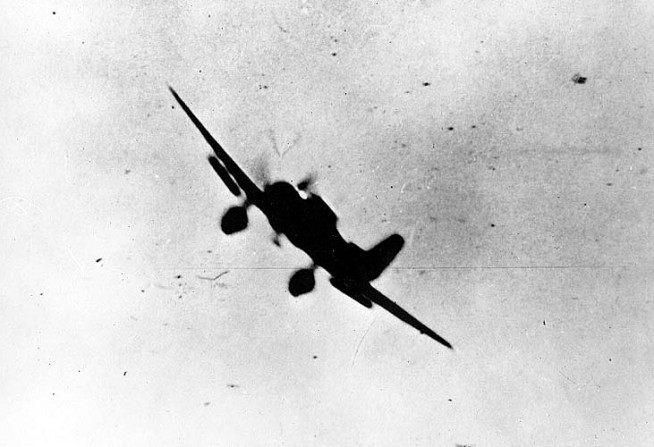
[169,86,453,349]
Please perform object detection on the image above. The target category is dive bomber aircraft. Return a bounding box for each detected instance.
[170,86,452,349]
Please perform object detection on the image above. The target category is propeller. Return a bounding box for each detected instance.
[297,172,318,193]
[252,153,272,188]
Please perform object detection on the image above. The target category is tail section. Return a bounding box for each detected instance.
[365,234,404,281]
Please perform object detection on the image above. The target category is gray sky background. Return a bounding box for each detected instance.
[1,1,653,446]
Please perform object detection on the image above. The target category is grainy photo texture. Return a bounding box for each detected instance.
[1,1,652,446]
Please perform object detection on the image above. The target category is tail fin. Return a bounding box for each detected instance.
[365,234,404,281]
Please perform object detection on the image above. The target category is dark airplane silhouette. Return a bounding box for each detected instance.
[169,86,452,349]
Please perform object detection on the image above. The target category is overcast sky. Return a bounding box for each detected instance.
[2,1,653,446]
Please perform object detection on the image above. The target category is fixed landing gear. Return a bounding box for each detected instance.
[288,267,316,297]
[221,205,249,235]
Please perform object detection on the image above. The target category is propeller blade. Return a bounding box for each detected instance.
[252,154,271,187]
[297,173,316,192]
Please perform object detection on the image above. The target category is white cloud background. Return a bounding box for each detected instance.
[1,1,653,446]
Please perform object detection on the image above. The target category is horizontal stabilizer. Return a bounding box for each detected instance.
[365,234,405,281]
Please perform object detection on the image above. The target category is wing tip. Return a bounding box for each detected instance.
[168,85,181,101]
[422,330,453,350]
[436,337,454,350]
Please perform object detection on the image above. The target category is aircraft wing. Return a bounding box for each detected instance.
[207,155,242,197]
[169,86,265,206]
[361,283,453,349]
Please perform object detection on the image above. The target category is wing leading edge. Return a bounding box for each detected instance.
[169,86,264,205]
[361,284,453,349]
